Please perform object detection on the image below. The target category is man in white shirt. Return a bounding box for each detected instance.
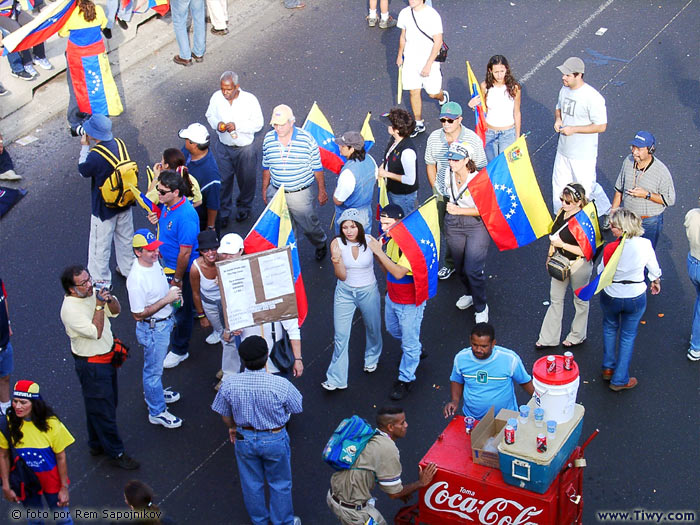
[552,57,608,214]
[126,229,183,429]
[205,71,264,226]
[396,0,448,137]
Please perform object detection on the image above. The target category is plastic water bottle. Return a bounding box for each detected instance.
[508,417,518,432]
[534,408,545,428]
[518,405,530,425]
[547,420,557,441]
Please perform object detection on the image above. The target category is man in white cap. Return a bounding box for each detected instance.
[261,104,329,261]
[552,56,608,214]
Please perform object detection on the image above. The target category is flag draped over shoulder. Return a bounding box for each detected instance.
[466,61,487,146]
[361,112,375,152]
[1,0,76,54]
[386,197,440,305]
[301,102,344,175]
[567,202,603,261]
[244,187,308,326]
[128,184,161,218]
[575,235,626,301]
[468,136,552,251]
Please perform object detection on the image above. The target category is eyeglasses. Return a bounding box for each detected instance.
[75,275,92,287]
[157,187,172,196]
[440,118,455,124]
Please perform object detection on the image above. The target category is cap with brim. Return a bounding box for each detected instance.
[218,233,244,255]
[178,123,210,145]
[133,229,163,250]
[238,335,268,361]
[82,114,113,141]
[447,141,474,161]
[270,104,294,126]
[440,101,463,119]
[334,131,365,150]
[380,203,404,220]
[338,208,363,225]
[557,57,585,75]
[197,230,220,251]
[14,380,40,399]
[629,131,655,148]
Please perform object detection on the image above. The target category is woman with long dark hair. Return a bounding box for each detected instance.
[0,381,75,524]
[323,209,383,390]
[148,148,201,207]
[468,55,521,162]
[377,108,419,214]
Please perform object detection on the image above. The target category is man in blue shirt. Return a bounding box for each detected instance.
[148,171,199,369]
[212,335,303,525]
[443,323,534,420]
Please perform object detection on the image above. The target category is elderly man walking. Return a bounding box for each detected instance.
[205,71,263,226]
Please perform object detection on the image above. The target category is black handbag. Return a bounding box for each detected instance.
[0,416,43,501]
[411,9,448,62]
[547,252,571,281]
[270,323,295,373]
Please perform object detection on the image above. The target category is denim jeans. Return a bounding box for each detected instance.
[388,191,418,216]
[444,214,490,312]
[136,317,174,416]
[642,213,663,250]
[171,0,206,60]
[688,254,700,351]
[235,428,294,525]
[170,272,194,355]
[600,291,647,386]
[105,0,133,28]
[23,492,74,525]
[385,296,426,382]
[485,127,516,163]
[326,280,383,387]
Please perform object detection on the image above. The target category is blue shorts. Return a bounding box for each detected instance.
[0,342,14,377]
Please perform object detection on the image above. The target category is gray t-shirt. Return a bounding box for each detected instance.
[556,83,607,160]
[614,155,675,218]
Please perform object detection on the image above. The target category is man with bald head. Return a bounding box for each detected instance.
[205,71,264,227]
[261,104,329,260]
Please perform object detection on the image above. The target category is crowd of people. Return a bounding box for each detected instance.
[0,0,698,524]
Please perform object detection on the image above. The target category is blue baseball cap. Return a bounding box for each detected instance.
[629,131,655,149]
[133,229,162,250]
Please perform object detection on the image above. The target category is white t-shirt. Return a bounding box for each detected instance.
[397,5,443,67]
[334,167,356,203]
[598,236,661,298]
[556,83,607,160]
[126,261,173,320]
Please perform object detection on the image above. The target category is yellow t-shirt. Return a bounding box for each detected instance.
[60,295,118,357]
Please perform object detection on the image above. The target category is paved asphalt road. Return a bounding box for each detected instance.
[1,0,699,523]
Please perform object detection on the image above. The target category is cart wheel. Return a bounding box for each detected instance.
[394,503,419,524]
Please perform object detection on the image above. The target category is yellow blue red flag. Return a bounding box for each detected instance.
[302,102,344,175]
[567,202,603,261]
[128,184,161,218]
[468,136,552,251]
[466,61,487,146]
[575,235,626,300]
[1,0,76,54]
[361,112,375,152]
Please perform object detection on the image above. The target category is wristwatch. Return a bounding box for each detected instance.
[645,192,652,200]
[172,277,182,283]
[95,305,104,311]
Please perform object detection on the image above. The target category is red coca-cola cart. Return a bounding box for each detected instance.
[395,417,597,525]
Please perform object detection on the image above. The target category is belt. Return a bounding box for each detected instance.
[640,215,660,220]
[330,493,367,511]
[139,315,173,324]
[272,184,312,194]
[73,350,114,364]
[241,426,284,433]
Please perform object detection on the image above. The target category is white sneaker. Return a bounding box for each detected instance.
[475,305,489,324]
[410,121,426,138]
[293,517,301,525]
[163,351,188,369]
[23,63,39,77]
[163,387,180,404]
[205,331,222,345]
[148,409,182,428]
[33,57,53,70]
[687,348,700,361]
[364,363,378,373]
[439,90,450,105]
[321,381,347,391]
[438,266,455,280]
[456,295,474,310]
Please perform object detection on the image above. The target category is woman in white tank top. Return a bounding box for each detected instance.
[468,55,521,162]
[322,208,383,390]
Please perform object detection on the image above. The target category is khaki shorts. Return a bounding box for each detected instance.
[326,490,387,525]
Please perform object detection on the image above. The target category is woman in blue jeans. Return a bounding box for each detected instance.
[468,55,521,162]
[322,208,383,390]
[600,208,661,391]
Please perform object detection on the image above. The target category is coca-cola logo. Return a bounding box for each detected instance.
[423,481,543,524]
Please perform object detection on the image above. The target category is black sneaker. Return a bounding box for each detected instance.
[102,27,112,39]
[117,18,128,30]
[315,244,327,261]
[89,446,104,456]
[109,453,140,470]
[10,70,34,81]
[390,380,412,401]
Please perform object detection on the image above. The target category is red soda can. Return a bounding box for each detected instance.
[546,355,556,373]
[504,425,515,445]
[537,433,547,453]
[564,351,574,371]
[464,416,475,434]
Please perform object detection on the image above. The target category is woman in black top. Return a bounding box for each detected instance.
[536,183,593,349]
[378,108,419,215]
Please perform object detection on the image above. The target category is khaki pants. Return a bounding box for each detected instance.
[537,259,593,346]
[326,490,387,525]
[87,209,135,285]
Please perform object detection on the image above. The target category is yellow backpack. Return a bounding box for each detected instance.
[91,138,138,209]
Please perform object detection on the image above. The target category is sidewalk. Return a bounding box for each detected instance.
[0,0,287,143]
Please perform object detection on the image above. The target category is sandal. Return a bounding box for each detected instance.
[535,342,557,350]
[562,339,586,348]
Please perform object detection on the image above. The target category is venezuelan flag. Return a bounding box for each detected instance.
[128,184,161,218]
[301,102,344,175]
[17,0,35,11]
[66,40,123,116]
[466,61,487,147]
[468,135,552,251]
[575,235,626,301]
[1,0,76,54]
[385,196,440,305]
[567,202,603,261]
[133,0,169,15]
[244,187,308,326]
[361,112,375,152]
[376,177,389,234]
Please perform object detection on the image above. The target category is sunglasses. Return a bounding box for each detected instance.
[200,247,218,253]
[439,118,455,124]
[157,187,173,196]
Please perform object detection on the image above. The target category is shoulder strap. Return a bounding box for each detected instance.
[91,144,119,168]
[0,414,15,455]
[410,8,434,43]
[114,138,130,162]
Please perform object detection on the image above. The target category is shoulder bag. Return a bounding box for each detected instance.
[546,211,572,281]
[270,323,295,373]
[410,9,448,62]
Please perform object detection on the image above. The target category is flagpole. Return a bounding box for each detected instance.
[246,185,284,238]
